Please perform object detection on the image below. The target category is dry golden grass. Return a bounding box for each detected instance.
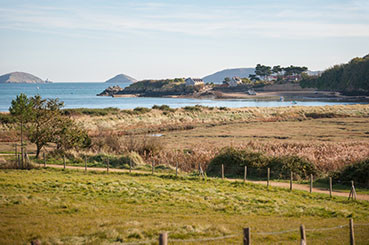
[1,105,368,173]
[71,104,369,135]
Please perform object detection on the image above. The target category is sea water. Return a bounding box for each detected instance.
[0,82,364,112]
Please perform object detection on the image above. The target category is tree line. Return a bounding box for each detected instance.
[10,94,90,158]
[300,54,369,94]
[249,64,308,81]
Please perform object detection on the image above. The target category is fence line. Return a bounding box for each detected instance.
[31,153,366,201]
[118,222,369,245]
[169,234,237,243]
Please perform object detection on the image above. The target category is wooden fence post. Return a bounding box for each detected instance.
[267,168,270,188]
[176,161,178,177]
[63,155,66,170]
[349,218,355,245]
[329,177,332,198]
[244,166,247,182]
[17,154,21,169]
[24,152,28,168]
[349,181,357,201]
[159,232,168,245]
[107,158,109,173]
[243,227,250,245]
[84,155,87,172]
[290,171,293,191]
[300,224,306,245]
[310,174,313,193]
[129,158,132,173]
[152,159,154,175]
[221,164,224,180]
[43,152,46,167]
[353,181,357,200]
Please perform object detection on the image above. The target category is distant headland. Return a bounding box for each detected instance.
[97,54,369,102]
[0,72,51,84]
[105,74,137,84]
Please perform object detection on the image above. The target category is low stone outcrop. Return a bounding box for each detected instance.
[97,85,124,96]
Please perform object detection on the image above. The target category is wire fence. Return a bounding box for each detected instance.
[119,221,369,244]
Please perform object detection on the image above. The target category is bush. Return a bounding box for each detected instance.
[133,107,151,114]
[183,105,203,112]
[88,152,145,168]
[0,113,16,124]
[152,104,175,112]
[305,112,343,119]
[268,155,318,179]
[206,147,318,179]
[63,107,120,116]
[332,159,369,187]
[206,147,268,177]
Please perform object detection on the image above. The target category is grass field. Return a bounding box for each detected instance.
[0,168,369,244]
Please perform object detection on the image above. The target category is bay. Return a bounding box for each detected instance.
[0,82,364,112]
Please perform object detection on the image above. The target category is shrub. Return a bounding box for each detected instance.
[332,158,369,187]
[268,155,318,179]
[88,152,145,168]
[206,147,318,179]
[206,147,268,177]
[133,107,151,114]
[63,107,120,116]
[0,113,17,124]
[183,105,203,112]
[305,112,342,119]
[152,104,173,111]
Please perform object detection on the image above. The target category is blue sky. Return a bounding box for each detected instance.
[0,0,368,81]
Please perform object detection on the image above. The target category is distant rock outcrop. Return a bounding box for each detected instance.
[97,85,124,96]
[0,72,50,84]
[105,74,137,84]
[202,68,255,84]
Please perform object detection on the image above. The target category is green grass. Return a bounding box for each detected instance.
[0,168,368,244]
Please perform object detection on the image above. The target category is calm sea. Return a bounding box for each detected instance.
[0,82,364,112]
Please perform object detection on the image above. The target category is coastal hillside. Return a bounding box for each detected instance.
[202,68,255,83]
[301,54,369,95]
[111,78,201,96]
[105,73,137,83]
[0,72,49,84]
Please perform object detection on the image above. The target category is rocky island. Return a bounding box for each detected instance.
[98,78,206,97]
[0,72,51,84]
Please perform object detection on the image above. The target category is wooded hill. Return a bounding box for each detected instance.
[300,54,369,95]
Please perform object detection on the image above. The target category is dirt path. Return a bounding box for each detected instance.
[44,164,369,201]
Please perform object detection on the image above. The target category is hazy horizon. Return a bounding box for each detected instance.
[1,0,368,82]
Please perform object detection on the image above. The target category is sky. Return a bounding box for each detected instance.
[0,0,368,82]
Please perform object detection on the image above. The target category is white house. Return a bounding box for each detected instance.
[185,77,204,86]
[227,77,242,87]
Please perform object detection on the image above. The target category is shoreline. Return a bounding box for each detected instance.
[106,90,369,103]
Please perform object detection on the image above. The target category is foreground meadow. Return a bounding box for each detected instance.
[0,168,369,244]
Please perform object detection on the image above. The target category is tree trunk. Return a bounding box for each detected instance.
[35,144,42,159]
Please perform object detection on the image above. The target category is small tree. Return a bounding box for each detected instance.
[53,116,91,153]
[9,93,33,148]
[9,94,91,159]
[27,95,64,158]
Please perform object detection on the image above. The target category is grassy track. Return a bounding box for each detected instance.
[0,168,368,244]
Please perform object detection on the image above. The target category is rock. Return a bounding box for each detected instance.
[97,85,124,96]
